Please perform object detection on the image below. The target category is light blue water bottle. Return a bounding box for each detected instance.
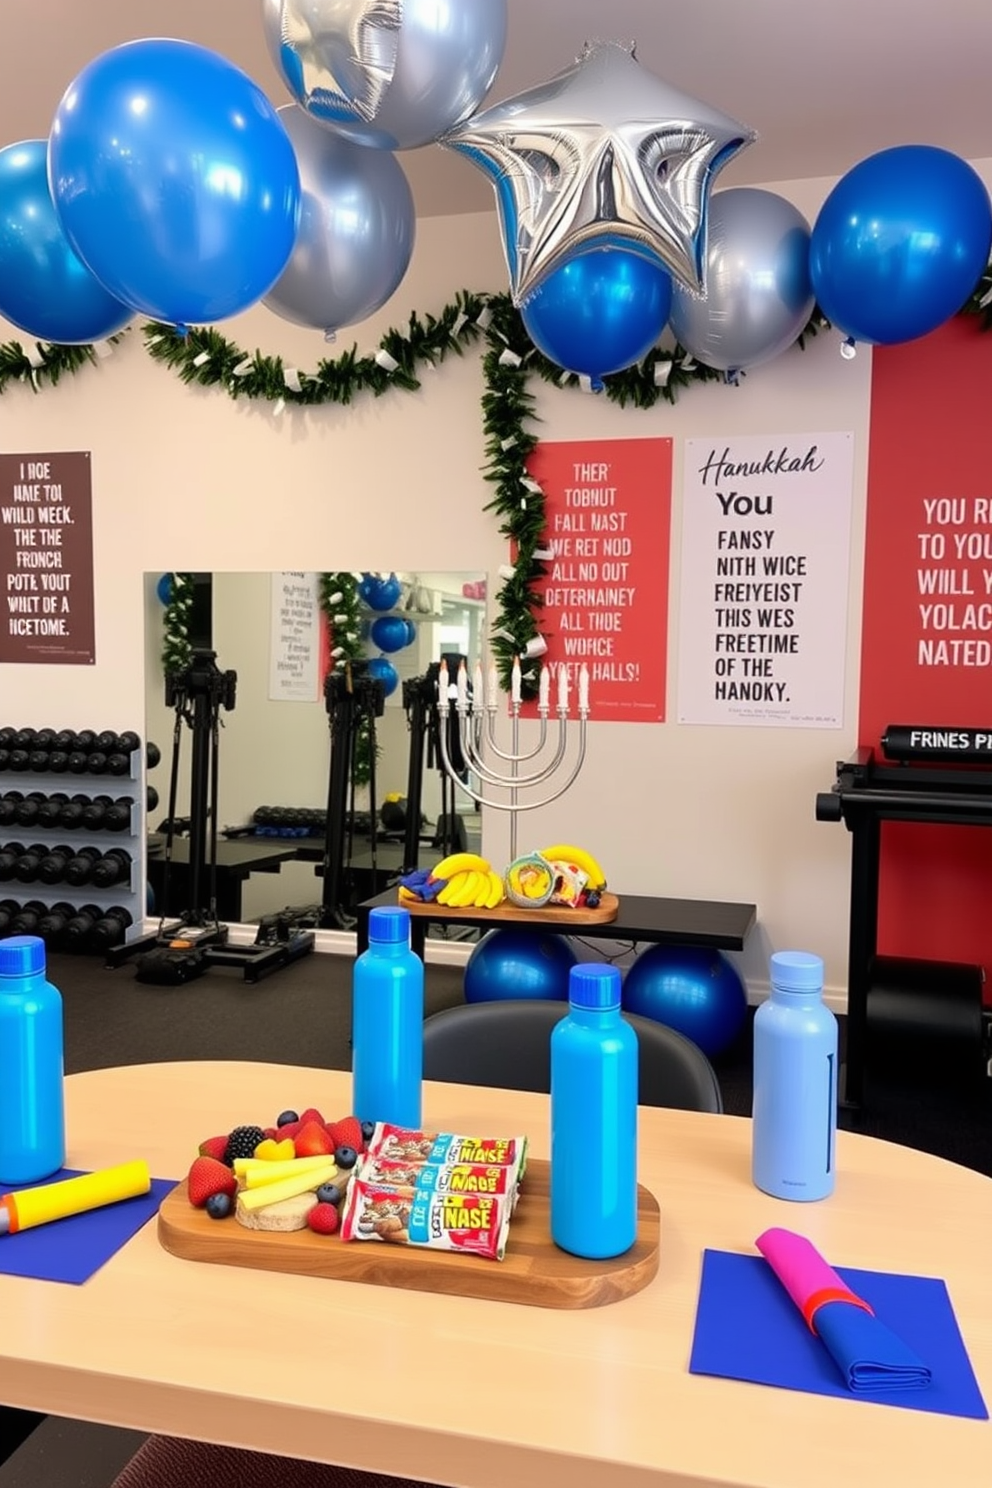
[551,963,638,1258]
[752,950,837,1201]
[0,935,65,1184]
[352,907,424,1130]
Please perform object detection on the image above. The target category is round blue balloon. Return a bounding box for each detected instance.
[0,140,132,345]
[366,655,399,697]
[810,145,992,345]
[464,930,578,1003]
[155,574,173,606]
[370,615,415,653]
[622,945,747,1059]
[358,573,403,612]
[521,247,673,388]
[48,39,301,325]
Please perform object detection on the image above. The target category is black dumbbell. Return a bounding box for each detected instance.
[0,751,10,773]
[14,843,53,883]
[0,793,24,826]
[27,748,51,772]
[0,898,21,934]
[37,901,77,945]
[106,752,131,777]
[89,906,133,950]
[85,752,109,775]
[63,904,103,948]
[13,729,37,751]
[53,729,76,752]
[0,843,26,881]
[10,900,48,935]
[7,749,31,772]
[145,786,158,814]
[146,741,161,771]
[35,792,70,828]
[90,849,132,889]
[47,749,72,773]
[96,731,120,753]
[102,797,135,833]
[57,794,93,830]
[38,844,78,885]
[80,796,114,831]
[73,730,97,752]
[64,846,102,887]
[67,750,90,775]
[0,728,16,751]
[13,793,48,828]
[33,729,58,751]
[118,732,141,755]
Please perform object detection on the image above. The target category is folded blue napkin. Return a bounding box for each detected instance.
[814,1299,931,1392]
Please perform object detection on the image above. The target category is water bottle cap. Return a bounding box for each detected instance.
[0,934,46,977]
[770,950,823,992]
[569,962,621,1010]
[368,906,411,945]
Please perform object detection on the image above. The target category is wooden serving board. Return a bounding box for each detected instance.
[158,1159,659,1310]
[401,891,619,927]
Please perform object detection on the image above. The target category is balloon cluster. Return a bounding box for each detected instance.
[358,573,415,698]
[0,2,508,344]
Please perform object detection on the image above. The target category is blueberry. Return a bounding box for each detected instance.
[360,1120,375,1142]
[316,1182,343,1207]
[206,1192,232,1220]
[276,1109,299,1127]
[585,890,601,908]
[334,1144,358,1169]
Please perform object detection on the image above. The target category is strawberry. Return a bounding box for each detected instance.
[307,1202,340,1235]
[187,1156,237,1209]
[197,1134,229,1164]
[262,1127,280,1141]
[278,1120,301,1141]
[294,1121,335,1158]
[298,1106,326,1129]
[327,1116,365,1155]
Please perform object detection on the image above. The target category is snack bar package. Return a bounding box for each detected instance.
[341,1177,512,1261]
[362,1157,520,1199]
[365,1123,527,1173]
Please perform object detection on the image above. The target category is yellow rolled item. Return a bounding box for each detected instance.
[0,1160,151,1235]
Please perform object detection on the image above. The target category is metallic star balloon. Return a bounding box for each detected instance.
[443,41,757,305]
[261,0,400,129]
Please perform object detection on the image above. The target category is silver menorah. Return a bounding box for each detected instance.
[435,655,591,861]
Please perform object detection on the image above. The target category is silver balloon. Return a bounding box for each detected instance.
[262,0,507,150]
[443,40,756,306]
[669,188,815,373]
[263,105,415,337]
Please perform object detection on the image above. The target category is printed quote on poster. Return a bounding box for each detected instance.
[0,451,95,665]
[269,572,325,702]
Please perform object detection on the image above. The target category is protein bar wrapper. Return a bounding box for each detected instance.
[362,1157,520,1198]
[341,1177,512,1261]
[365,1123,527,1173]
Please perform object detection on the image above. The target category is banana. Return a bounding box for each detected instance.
[450,869,484,907]
[433,850,491,880]
[484,869,505,909]
[436,874,464,906]
[538,844,607,890]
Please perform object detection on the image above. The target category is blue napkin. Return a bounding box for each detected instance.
[814,1299,931,1393]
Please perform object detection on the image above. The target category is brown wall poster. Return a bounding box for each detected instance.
[0,451,95,665]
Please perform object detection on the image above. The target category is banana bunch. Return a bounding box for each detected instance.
[398,852,505,911]
[538,843,608,891]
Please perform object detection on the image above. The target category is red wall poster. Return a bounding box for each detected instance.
[522,438,673,723]
[862,316,992,975]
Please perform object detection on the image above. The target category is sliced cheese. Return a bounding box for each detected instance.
[236,1162,337,1211]
[233,1154,337,1181]
[243,1160,338,1191]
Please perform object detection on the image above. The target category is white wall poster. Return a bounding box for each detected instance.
[269,571,322,702]
[677,432,855,728]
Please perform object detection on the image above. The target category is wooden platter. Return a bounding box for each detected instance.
[158,1158,659,1310]
[401,891,619,927]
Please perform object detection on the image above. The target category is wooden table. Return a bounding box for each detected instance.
[0,1063,989,1488]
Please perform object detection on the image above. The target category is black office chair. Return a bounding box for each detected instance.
[423,998,724,1113]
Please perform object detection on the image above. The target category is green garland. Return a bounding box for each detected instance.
[6,271,992,700]
[317,570,384,788]
[160,572,195,676]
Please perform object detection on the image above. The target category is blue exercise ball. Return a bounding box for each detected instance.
[370,615,415,653]
[464,930,578,1003]
[622,945,747,1058]
[359,572,403,611]
[366,655,399,698]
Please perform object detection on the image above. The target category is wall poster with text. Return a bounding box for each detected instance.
[677,431,855,728]
[0,451,95,664]
[523,437,672,723]
[269,571,324,701]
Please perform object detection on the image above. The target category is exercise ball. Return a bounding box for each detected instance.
[464,929,578,1003]
[622,945,747,1058]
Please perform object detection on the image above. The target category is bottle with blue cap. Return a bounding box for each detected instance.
[0,935,65,1184]
[352,906,424,1131]
[550,962,638,1258]
[752,950,837,1201]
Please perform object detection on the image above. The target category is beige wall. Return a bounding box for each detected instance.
[3,167,988,997]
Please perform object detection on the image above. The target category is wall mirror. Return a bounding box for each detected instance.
[142,570,486,925]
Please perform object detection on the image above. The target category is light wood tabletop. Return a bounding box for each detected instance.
[0,1062,989,1488]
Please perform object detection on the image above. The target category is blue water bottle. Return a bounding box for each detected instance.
[752,950,837,1201]
[550,963,638,1258]
[352,907,424,1130]
[0,936,65,1184]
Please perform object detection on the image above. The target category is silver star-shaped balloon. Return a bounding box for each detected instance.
[443,41,757,304]
[262,0,400,127]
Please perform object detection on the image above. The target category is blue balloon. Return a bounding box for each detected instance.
[155,574,173,606]
[370,615,415,653]
[0,140,132,345]
[810,145,992,346]
[359,573,403,612]
[464,930,578,1003]
[48,39,301,325]
[366,656,399,698]
[521,247,673,388]
[622,945,747,1059]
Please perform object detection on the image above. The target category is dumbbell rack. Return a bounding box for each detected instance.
[0,727,145,953]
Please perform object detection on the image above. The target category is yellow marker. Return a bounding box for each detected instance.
[0,1160,151,1235]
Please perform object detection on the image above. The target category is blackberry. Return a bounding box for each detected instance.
[223,1124,266,1164]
